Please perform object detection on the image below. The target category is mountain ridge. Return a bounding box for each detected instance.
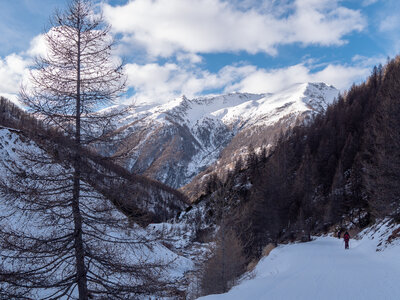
[102,82,339,189]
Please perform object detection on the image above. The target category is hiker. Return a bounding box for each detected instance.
[343,231,350,249]
[337,229,341,239]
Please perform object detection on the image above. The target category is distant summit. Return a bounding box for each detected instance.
[99,82,339,190]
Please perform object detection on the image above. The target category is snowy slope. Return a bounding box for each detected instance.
[199,221,400,300]
[0,127,195,297]
[102,82,338,188]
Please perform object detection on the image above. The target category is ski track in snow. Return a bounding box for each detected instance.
[200,223,400,300]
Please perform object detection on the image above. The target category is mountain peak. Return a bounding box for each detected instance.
[101,82,339,188]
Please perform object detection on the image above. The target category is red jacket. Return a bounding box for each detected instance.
[344,233,350,242]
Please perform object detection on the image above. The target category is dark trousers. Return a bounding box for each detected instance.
[345,240,349,249]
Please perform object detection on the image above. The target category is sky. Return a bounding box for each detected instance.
[0,0,399,104]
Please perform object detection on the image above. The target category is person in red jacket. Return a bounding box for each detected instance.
[344,231,350,249]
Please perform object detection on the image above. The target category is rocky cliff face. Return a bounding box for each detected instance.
[101,82,339,190]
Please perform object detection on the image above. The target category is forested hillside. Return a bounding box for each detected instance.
[198,56,400,261]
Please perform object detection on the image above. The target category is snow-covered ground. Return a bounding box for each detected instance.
[200,221,400,300]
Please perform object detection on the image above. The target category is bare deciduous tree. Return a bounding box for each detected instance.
[200,228,245,296]
[0,0,179,299]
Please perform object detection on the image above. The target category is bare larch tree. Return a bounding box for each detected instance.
[0,0,180,299]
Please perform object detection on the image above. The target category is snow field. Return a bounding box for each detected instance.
[199,221,400,300]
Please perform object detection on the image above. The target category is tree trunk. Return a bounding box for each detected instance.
[72,160,88,299]
[72,16,88,299]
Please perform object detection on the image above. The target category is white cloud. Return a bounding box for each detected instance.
[176,52,203,64]
[378,8,400,55]
[352,54,387,68]
[103,0,365,57]
[124,62,236,103]
[362,0,379,6]
[0,54,29,95]
[27,34,47,57]
[0,29,120,102]
[309,64,370,90]
[379,15,400,33]
[286,0,365,46]
[0,33,46,102]
[225,63,371,94]
[226,64,310,94]
[123,60,372,104]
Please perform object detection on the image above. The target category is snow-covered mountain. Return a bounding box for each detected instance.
[102,82,338,190]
